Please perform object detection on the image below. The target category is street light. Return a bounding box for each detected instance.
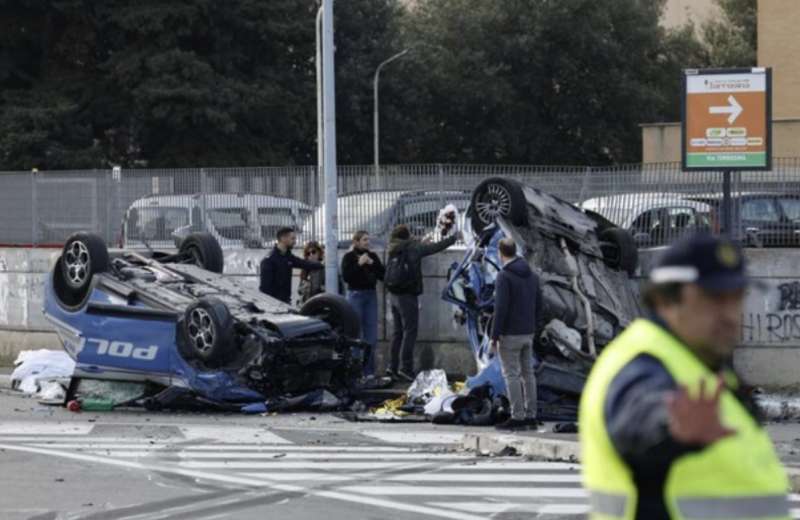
[373,49,409,183]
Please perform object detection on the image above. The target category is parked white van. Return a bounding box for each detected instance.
[123,193,312,249]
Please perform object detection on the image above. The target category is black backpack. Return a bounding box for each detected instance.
[384,248,416,293]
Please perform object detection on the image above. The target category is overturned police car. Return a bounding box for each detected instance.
[44,232,367,409]
[444,177,643,419]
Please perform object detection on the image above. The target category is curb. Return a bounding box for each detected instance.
[462,433,580,463]
[462,433,800,493]
[0,374,11,390]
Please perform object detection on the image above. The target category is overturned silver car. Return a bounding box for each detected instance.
[444,177,643,419]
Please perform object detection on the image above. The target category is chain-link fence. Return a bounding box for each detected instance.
[2,160,800,248]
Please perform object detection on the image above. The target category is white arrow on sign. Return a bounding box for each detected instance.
[709,95,743,124]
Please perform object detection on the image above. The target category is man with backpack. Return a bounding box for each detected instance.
[385,224,461,382]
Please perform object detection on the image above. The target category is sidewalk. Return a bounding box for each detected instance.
[461,422,800,491]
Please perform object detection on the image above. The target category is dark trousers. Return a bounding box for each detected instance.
[389,293,418,373]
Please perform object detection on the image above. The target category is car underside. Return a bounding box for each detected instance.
[44,232,367,407]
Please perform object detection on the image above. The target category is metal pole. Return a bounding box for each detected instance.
[373,49,409,186]
[315,6,324,240]
[723,170,733,239]
[322,0,339,294]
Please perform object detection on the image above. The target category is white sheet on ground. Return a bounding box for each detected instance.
[11,349,75,396]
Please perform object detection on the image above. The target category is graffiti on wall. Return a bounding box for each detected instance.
[741,281,800,343]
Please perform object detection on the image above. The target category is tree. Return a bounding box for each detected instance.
[387,0,705,164]
[702,0,757,67]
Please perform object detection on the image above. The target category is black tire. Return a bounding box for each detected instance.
[599,227,638,276]
[182,297,235,366]
[300,293,361,339]
[179,233,224,274]
[54,232,110,307]
[469,177,527,234]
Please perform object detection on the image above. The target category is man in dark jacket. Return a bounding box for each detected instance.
[490,238,544,430]
[260,227,322,304]
[386,224,460,382]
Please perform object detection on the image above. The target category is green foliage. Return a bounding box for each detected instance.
[0,0,724,169]
[702,0,757,67]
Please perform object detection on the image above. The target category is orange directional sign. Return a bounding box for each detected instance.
[682,68,772,171]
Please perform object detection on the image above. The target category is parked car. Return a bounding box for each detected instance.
[443,178,642,419]
[123,193,312,249]
[302,190,471,247]
[581,192,713,247]
[695,192,800,247]
[44,232,367,408]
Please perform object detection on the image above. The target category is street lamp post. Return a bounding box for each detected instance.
[373,49,409,184]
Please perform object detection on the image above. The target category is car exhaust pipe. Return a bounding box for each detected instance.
[559,238,597,357]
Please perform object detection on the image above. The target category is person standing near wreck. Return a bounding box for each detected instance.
[580,233,789,520]
[260,227,322,304]
[341,230,385,377]
[490,238,543,430]
[385,224,460,382]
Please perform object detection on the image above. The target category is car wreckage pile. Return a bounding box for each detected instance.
[30,176,642,421]
[42,231,383,413]
[360,177,643,425]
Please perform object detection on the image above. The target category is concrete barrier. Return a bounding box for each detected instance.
[3,245,800,388]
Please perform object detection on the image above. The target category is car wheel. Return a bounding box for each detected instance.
[182,297,235,366]
[178,233,224,274]
[470,177,527,233]
[54,232,110,307]
[300,294,361,339]
[599,228,638,276]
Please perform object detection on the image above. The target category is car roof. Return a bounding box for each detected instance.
[304,190,470,237]
[581,193,711,228]
[128,193,311,210]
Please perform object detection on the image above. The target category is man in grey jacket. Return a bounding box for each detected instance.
[490,238,544,430]
[386,224,460,382]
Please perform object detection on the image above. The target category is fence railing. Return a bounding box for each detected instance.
[2,160,800,248]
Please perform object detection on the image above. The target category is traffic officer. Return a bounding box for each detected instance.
[580,232,789,520]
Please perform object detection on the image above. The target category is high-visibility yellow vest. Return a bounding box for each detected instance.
[579,319,789,520]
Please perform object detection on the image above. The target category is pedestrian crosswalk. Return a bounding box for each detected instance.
[3,426,800,519]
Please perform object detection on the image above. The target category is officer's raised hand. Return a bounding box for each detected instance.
[666,376,735,446]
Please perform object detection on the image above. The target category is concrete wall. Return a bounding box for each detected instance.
[759,0,800,119]
[4,246,800,387]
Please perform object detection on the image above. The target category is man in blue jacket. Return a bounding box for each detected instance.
[260,227,322,304]
[490,238,544,430]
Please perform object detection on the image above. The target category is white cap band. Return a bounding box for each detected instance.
[649,266,699,284]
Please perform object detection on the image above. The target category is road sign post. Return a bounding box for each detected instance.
[682,68,772,239]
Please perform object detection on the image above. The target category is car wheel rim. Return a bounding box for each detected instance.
[187,308,215,354]
[64,241,91,286]
[475,183,512,224]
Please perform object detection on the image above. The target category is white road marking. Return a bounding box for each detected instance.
[180,461,409,470]
[387,473,582,483]
[429,502,590,514]
[179,426,292,444]
[240,472,356,482]
[88,451,468,460]
[340,485,588,498]
[360,431,465,444]
[0,443,487,520]
[0,423,93,435]
[24,442,413,452]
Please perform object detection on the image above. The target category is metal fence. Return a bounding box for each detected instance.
[2,160,800,248]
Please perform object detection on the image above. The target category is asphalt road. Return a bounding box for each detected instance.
[0,388,587,520]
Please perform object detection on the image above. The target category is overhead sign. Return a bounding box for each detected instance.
[682,68,771,171]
